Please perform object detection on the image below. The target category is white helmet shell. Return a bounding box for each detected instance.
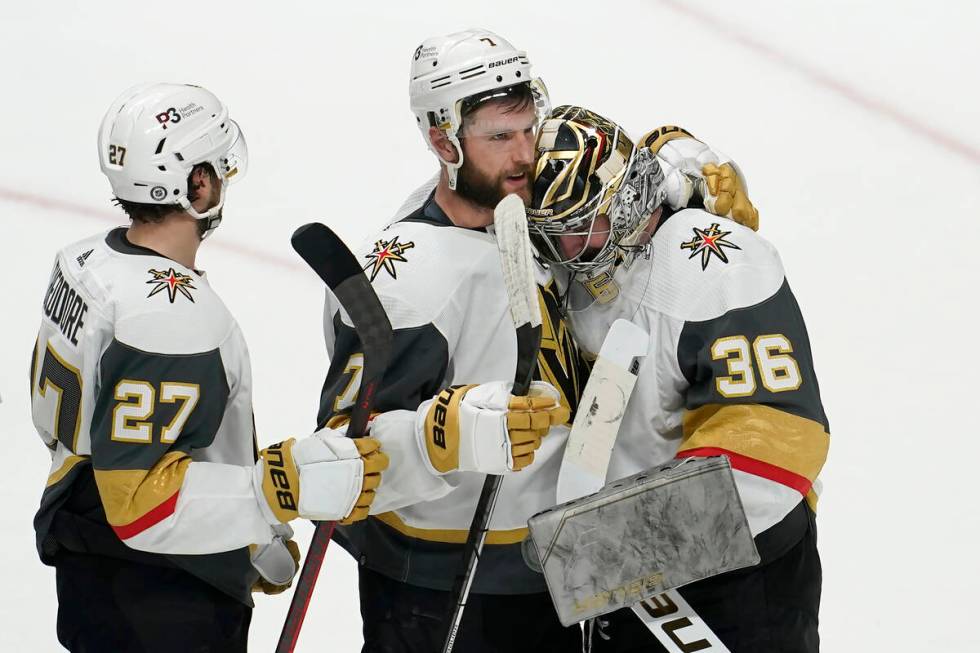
[98,83,247,234]
[409,29,549,189]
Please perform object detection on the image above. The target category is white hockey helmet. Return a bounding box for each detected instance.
[98,83,248,237]
[409,28,550,189]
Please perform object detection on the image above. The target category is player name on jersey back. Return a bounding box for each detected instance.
[43,261,89,346]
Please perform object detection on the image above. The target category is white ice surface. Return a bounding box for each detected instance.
[1,1,978,650]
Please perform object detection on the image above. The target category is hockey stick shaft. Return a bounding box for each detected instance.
[442,195,542,653]
[441,474,504,652]
[277,223,393,653]
[442,326,539,653]
[277,521,335,652]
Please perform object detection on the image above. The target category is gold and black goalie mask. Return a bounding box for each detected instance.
[527,105,635,274]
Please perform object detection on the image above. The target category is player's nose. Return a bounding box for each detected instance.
[511,131,535,166]
[558,233,585,260]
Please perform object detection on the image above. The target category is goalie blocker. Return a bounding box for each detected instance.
[525,456,759,626]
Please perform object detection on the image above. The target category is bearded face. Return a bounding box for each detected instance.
[455,154,533,210]
[454,100,538,211]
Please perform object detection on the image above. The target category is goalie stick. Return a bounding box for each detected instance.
[554,321,731,653]
[276,223,394,653]
[442,194,543,653]
[556,318,648,504]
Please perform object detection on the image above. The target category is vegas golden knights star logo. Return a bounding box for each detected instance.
[364,236,415,281]
[535,280,590,422]
[146,268,197,303]
[680,223,740,270]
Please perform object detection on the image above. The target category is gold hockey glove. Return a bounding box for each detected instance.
[640,125,760,231]
[702,162,759,231]
[419,381,569,475]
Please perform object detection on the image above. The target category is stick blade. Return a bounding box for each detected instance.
[493,194,542,330]
[291,223,363,290]
[556,319,648,503]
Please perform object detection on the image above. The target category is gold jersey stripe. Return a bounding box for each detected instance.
[680,403,829,483]
[325,414,351,430]
[46,454,86,487]
[374,511,529,545]
[94,450,191,528]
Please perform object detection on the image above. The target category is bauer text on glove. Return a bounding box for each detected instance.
[416,380,569,476]
[253,429,389,525]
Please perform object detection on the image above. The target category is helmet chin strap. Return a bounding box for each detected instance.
[196,214,223,240]
[179,183,227,239]
[438,132,464,191]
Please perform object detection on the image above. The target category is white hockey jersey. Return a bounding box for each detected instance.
[569,208,830,559]
[31,228,277,604]
[319,194,590,594]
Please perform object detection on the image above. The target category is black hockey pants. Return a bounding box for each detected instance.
[54,550,251,652]
[591,506,821,653]
[358,566,582,652]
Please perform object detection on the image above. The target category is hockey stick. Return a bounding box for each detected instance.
[553,323,730,652]
[555,318,647,505]
[276,223,394,653]
[441,194,543,653]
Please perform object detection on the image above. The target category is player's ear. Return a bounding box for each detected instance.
[187,164,218,201]
[429,127,460,165]
[187,165,211,194]
[190,164,215,192]
[186,163,221,217]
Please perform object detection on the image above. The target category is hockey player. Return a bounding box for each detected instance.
[30,83,388,652]
[317,30,587,652]
[527,106,828,652]
[323,30,765,652]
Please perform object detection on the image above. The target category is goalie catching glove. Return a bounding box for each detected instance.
[417,381,569,475]
[254,427,389,526]
[641,125,760,230]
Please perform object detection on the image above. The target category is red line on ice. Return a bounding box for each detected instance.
[654,0,980,168]
[0,187,303,272]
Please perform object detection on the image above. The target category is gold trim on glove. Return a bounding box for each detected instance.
[423,384,477,474]
[506,391,569,470]
[340,437,389,524]
[702,162,759,230]
[258,438,300,524]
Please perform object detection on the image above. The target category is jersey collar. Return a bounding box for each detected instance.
[105,228,203,276]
